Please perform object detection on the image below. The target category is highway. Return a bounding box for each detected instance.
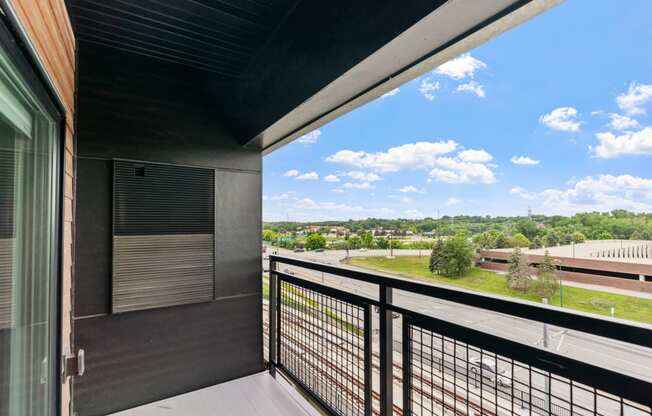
[265,248,652,384]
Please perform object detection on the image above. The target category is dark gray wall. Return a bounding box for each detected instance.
[73,42,263,416]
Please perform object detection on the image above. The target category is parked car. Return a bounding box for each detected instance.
[469,357,512,387]
[283,268,295,276]
[315,248,325,252]
[293,248,305,253]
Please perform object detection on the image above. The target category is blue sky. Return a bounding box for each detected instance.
[263,1,652,222]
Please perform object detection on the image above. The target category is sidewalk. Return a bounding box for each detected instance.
[561,280,652,299]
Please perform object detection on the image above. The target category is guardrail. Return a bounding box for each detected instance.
[267,255,652,416]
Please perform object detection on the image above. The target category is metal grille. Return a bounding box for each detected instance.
[278,278,369,416]
[404,321,652,416]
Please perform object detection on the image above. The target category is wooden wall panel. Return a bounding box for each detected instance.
[8,1,76,415]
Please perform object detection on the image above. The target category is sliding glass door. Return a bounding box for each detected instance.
[0,26,60,416]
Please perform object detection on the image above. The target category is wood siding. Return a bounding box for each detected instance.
[8,1,76,415]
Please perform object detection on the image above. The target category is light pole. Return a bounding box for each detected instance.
[555,259,563,307]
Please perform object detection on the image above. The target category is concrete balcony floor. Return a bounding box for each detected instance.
[110,372,322,416]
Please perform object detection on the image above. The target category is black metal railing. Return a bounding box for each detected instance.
[267,255,652,416]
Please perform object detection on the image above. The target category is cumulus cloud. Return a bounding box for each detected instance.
[511,175,652,213]
[616,82,652,116]
[283,169,299,177]
[271,192,295,200]
[456,81,485,98]
[399,185,419,193]
[296,129,321,144]
[608,113,640,131]
[343,182,375,190]
[347,171,382,182]
[324,174,340,182]
[380,88,400,99]
[332,189,344,193]
[511,156,540,165]
[419,78,440,101]
[458,149,493,163]
[288,198,394,220]
[428,155,496,184]
[445,197,461,206]
[296,171,319,180]
[510,186,536,200]
[539,107,581,132]
[591,127,652,158]
[326,140,458,172]
[435,54,486,80]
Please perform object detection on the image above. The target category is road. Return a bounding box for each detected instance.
[264,248,652,383]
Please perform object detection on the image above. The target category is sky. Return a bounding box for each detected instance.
[263,1,652,222]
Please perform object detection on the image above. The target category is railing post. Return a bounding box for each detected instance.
[364,304,373,416]
[269,257,277,377]
[379,285,393,416]
[402,316,411,416]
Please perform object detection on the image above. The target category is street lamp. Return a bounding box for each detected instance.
[554,259,563,307]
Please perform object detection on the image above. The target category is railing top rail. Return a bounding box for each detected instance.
[269,254,652,349]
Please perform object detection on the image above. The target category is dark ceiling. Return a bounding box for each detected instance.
[65,0,477,148]
[65,0,299,77]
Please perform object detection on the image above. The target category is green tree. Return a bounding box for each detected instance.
[507,247,530,292]
[529,236,543,249]
[305,233,326,250]
[515,219,539,240]
[431,234,474,278]
[262,229,278,241]
[361,232,374,248]
[494,232,509,249]
[531,250,559,300]
[429,238,445,273]
[509,233,530,248]
[572,231,586,243]
[375,237,389,249]
[348,235,362,249]
[543,230,560,247]
[596,230,613,240]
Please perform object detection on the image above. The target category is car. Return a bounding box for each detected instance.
[359,248,368,252]
[283,268,295,276]
[315,248,325,252]
[469,357,512,387]
[293,248,305,253]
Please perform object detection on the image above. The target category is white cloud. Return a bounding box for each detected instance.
[343,182,375,190]
[458,149,493,163]
[324,174,340,183]
[511,156,540,165]
[590,110,604,116]
[435,54,486,80]
[510,186,536,200]
[445,197,461,206]
[326,140,458,172]
[592,127,652,158]
[419,78,440,101]
[510,175,652,214]
[296,171,319,180]
[271,192,295,200]
[283,169,299,177]
[456,81,485,98]
[616,82,652,116]
[608,113,640,131]
[288,198,394,220]
[380,88,400,98]
[347,171,382,182]
[428,155,496,184]
[332,188,344,193]
[401,197,413,203]
[399,185,418,193]
[539,107,581,132]
[296,129,321,144]
[403,209,424,219]
[263,195,268,201]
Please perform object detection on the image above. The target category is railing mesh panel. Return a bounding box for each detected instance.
[279,279,367,416]
[405,323,651,416]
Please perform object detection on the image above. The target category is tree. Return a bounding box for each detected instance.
[507,248,531,292]
[262,229,278,241]
[429,238,445,273]
[348,235,362,249]
[494,232,509,249]
[543,230,560,247]
[509,233,530,248]
[572,231,586,243]
[305,233,326,250]
[515,219,538,240]
[375,236,389,249]
[361,232,374,248]
[529,236,543,249]
[430,234,474,278]
[595,230,613,240]
[530,250,559,300]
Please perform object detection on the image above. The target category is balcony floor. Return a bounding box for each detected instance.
[110,372,322,416]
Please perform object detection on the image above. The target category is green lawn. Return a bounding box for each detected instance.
[345,256,652,325]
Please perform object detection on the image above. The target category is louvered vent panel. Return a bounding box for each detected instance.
[0,150,14,328]
[113,161,215,313]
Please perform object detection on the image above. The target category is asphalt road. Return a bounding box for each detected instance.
[265,248,652,383]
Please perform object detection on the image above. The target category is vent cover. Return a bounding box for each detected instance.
[112,161,215,313]
[0,150,15,328]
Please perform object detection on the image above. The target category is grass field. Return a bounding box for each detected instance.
[345,256,652,325]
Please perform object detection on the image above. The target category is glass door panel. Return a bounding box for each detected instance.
[0,36,59,416]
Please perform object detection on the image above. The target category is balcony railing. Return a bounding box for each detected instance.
[267,255,652,416]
